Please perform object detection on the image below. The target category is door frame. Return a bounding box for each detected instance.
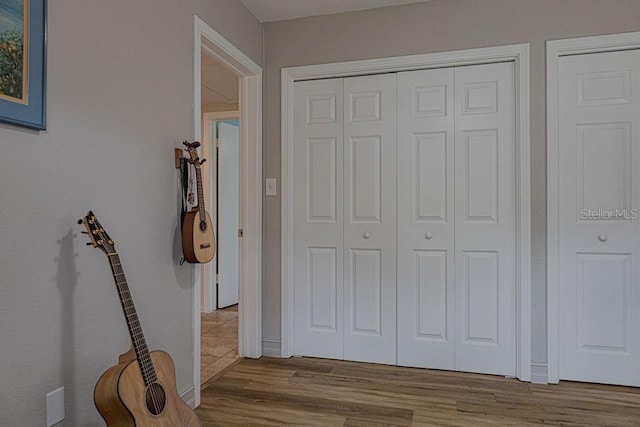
[546,30,640,384]
[193,16,262,407]
[281,43,532,381]
[201,111,240,313]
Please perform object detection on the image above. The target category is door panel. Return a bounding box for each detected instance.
[462,250,499,345]
[397,68,455,370]
[576,253,631,353]
[454,62,515,376]
[463,130,498,222]
[559,49,640,386]
[350,249,382,334]
[414,250,448,341]
[293,78,344,359]
[307,247,338,331]
[350,136,382,222]
[307,137,338,222]
[343,74,397,364]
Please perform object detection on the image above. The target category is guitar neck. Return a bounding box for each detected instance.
[107,253,157,386]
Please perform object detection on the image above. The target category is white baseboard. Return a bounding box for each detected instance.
[531,362,548,384]
[180,384,196,408]
[262,339,282,357]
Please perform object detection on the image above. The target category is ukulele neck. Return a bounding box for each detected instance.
[195,166,206,219]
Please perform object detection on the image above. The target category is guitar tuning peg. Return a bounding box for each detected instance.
[200,158,207,165]
[86,242,93,246]
[81,231,88,235]
[77,219,83,224]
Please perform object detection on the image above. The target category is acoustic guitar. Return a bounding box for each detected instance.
[182,141,216,264]
[80,211,202,426]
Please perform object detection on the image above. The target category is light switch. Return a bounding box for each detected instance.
[265,178,277,196]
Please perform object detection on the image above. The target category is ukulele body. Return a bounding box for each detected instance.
[182,208,215,263]
[94,350,202,427]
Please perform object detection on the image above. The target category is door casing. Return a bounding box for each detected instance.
[192,16,262,408]
[281,43,532,382]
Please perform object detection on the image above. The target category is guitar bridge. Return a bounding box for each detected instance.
[200,243,211,249]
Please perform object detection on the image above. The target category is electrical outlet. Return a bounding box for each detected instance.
[46,387,64,426]
[265,178,277,196]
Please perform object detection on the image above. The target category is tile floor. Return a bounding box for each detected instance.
[201,305,239,385]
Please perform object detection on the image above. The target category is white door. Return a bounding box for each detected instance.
[397,63,516,376]
[453,63,515,376]
[293,74,397,363]
[559,49,640,386]
[217,121,240,308]
[343,74,397,364]
[293,78,345,359]
[294,64,515,374]
[397,68,456,370]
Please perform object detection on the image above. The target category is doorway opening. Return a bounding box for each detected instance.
[199,50,241,385]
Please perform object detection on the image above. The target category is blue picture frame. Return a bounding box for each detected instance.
[0,0,46,130]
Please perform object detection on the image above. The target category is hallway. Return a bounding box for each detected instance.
[201,305,239,385]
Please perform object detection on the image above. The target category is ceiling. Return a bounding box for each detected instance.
[240,0,432,23]
[201,50,239,113]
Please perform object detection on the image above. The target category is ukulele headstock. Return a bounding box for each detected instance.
[183,140,206,168]
[79,211,116,255]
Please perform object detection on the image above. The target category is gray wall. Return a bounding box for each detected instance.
[262,0,640,367]
[0,1,261,425]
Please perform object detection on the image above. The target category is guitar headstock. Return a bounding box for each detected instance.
[183,140,206,168]
[79,210,116,255]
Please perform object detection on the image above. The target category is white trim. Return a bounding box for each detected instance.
[546,31,640,385]
[180,385,196,408]
[531,363,548,385]
[262,339,282,358]
[193,16,262,407]
[201,111,240,313]
[281,43,532,381]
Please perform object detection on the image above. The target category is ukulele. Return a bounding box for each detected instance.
[81,211,202,426]
[182,141,216,263]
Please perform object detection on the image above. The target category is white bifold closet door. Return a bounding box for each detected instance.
[293,78,345,360]
[397,62,516,376]
[343,74,397,364]
[293,63,515,375]
[558,49,640,386]
[293,74,397,364]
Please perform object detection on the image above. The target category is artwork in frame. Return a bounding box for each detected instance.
[0,0,46,130]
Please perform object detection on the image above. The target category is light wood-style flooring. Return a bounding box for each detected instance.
[200,305,239,385]
[197,357,640,426]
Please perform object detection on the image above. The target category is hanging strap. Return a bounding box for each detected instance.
[179,157,190,232]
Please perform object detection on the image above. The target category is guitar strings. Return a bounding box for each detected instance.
[93,218,164,415]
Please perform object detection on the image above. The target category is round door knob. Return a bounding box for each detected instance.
[425,232,432,240]
[363,232,371,239]
[598,234,608,242]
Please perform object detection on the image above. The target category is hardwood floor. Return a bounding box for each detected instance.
[200,305,239,385]
[197,357,640,426]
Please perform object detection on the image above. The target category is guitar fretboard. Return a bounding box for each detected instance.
[107,252,157,386]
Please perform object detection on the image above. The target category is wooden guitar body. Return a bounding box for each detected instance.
[182,208,215,263]
[95,350,202,427]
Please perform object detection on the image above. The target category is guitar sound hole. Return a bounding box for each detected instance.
[199,220,207,232]
[145,383,166,416]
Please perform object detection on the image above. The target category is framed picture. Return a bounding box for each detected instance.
[0,0,46,130]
